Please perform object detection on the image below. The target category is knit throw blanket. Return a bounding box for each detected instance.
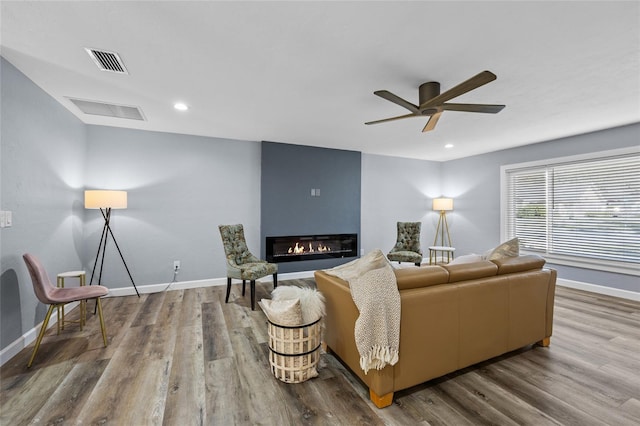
[325,249,400,374]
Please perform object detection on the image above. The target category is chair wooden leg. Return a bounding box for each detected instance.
[250,280,256,310]
[96,298,108,347]
[273,273,278,289]
[225,277,232,303]
[28,305,55,368]
[242,280,246,296]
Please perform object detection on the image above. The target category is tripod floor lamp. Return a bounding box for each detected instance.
[433,197,454,247]
[85,190,139,297]
[429,198,455,265]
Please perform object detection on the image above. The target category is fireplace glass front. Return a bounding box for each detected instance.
[266,234,358,263]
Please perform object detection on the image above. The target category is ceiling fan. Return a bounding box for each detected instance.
[365,70,505,132]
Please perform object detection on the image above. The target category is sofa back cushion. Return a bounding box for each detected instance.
[491,254,546,275]
[394,266,449,290]
[443,261,498,283]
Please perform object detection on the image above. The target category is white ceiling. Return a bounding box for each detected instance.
[2,1,639,161]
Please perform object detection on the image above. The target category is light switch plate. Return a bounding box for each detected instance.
[1,211,13,228]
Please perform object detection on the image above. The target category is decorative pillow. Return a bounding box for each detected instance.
[448,253,483,265]
[260,298,303,326]
[326,248,391,282]
[483,237,520,260]
[272,286,325,324]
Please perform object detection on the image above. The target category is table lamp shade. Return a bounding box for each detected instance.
[433,198,453,212]
[85,190,127,209]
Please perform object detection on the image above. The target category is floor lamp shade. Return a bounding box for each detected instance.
[432,198,453,212]
[85,190,127,209]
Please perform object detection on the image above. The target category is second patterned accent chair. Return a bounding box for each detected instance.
[218,224,277,310]
[387,221,423,266]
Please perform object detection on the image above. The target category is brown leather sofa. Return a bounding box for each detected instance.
[314,254,556,408]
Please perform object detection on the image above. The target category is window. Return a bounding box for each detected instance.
[501,148,639,275]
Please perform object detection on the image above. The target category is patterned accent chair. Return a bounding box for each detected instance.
[218,224,278,310]
[387,221,423,266]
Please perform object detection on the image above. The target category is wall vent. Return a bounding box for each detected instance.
[85,48,128,74]
[67,98,145,121]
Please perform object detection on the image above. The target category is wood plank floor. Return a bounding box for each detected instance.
[1,280,638,425]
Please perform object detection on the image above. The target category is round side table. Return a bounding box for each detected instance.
[428,246,456,265]
[56,270,86,332]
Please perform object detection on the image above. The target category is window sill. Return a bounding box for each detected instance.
[521,250,640,277]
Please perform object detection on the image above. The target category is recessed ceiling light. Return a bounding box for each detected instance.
[174,102,188,111]
[445,144,454,149]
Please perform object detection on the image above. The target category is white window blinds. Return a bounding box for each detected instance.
[504,151,640,269]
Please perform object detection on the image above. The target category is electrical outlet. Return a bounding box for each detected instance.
[173,260,181,271]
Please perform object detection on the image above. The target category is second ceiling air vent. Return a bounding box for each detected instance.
[67,98,145,121]
[85,48,128,74]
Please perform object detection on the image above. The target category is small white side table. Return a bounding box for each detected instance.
[428,246,456,265]
[56,271,86,332]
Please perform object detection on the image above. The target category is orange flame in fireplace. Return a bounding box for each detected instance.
[287,241,331,254]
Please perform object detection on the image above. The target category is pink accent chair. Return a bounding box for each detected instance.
[23,253,109,368]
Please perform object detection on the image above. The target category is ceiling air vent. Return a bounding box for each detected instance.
[68,98,145,121]
[85,48,128,74]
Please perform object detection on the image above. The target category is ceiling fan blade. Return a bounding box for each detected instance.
[419,70,497,110]
[422,112,442,132]
[374,90,419,113]
[365,113,416,125]
[442,103,505,113]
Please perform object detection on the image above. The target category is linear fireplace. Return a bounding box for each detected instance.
[266,233,358,263]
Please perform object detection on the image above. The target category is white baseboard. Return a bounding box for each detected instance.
[106,271,315,297]
[106,277,227,297]
[0,271,316,366]
[0,301,79,367]
[557,278,640,301]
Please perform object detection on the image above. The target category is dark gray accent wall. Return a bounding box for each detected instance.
[261,141,361,273]
[84,126,262,287]
[1,57,86,349]
[441,123,640,292]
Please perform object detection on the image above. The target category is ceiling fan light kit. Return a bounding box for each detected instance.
[365,70,505,133]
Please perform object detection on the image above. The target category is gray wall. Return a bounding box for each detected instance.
[1,57,86,348]
[1,56,637,355]
[441,123,640,292]
[84,125,261,287]
[261,141,361,273]
[360,154,441,257]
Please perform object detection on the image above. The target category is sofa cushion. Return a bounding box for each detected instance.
[492,254,546,275]
[395,266,449,290]
[443,261,498,283]
[483,237,519,260]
